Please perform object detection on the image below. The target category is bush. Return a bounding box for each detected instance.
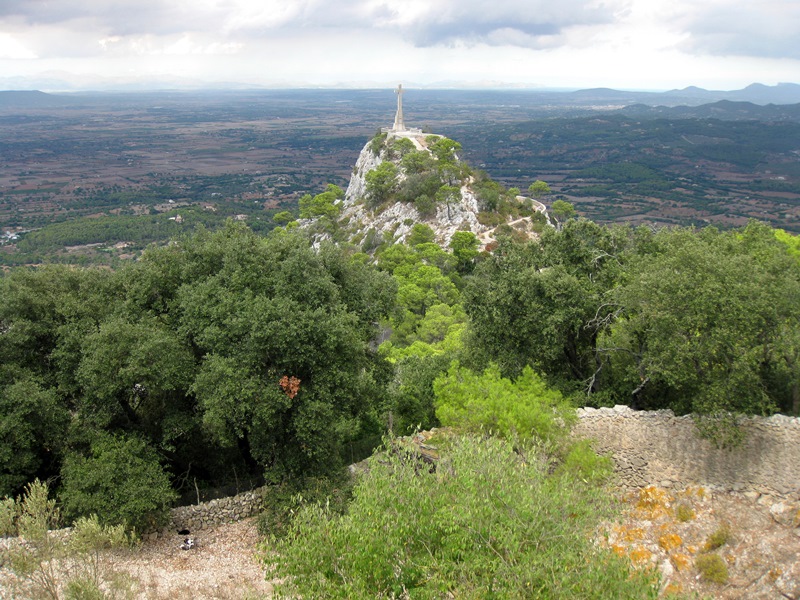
[397,172,441,203]
[258,471,354,539]
[406,223,436,247]
[703,525,732,551]
[0,495,16,536]
[695,553,729,584]
[433,362,576,447]
[1,480,135,600]
[364,161,399,207]
[60,433,176,532]
[554,439,614,484]
[674,502,695,522]
[389,353,451,434]
[268,435,659,599]
[369,132,387,156]
[414,194,436,218]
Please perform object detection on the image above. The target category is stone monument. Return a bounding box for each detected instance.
[392,83,405,132]
[381,84,422,138]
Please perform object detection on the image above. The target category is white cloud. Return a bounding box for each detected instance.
[669,0,800,59]
[0,0,798,90]
[0,32,37,59]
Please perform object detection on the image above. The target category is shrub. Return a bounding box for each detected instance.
[364,161,398,207]
[258,471,354,539]
[406,223,436,247]
[0,495,16,536]
[695,553,729,584]
[703,525,732,551]
[369,132,387,156]
[554,439,614,484]
[268,435,658,599]
[60,433,176,533]
[397,172,441,203]
[433,362,576,447]
[414,194,436,218]
[477,210,503,227]
[1,480,135,600]
[675,502,695,522]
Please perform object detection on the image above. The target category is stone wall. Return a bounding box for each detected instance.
[164,407,800,532]
[574,406,800,498]
[168,486,268,532]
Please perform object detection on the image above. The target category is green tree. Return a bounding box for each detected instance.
[528,180,552,198]
[387,353,451,433]
[775,228,800,258]
[602,225,800,430]
[364,161,399,207]
[389,137,415,159]
[435,184,461,220]
[463,219,630,385]
[0,379,69,497]
[449,230,480,274]
[177,224,396,476]
[550,199,577,230]
[75,317,195,431]
[406,223,435,247]
[298,184,343,219]
[272,210,295,225]
[400,150,434,174]
[0,265,116,383]
[60,433,176,532]
[428,136,462,164]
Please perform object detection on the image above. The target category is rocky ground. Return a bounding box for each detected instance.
[117,518,272,599]
[3,488,798,599]
[603,485,800,599]
[0,518,274,600]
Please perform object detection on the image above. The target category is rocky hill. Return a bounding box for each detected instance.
[300,128,551,252]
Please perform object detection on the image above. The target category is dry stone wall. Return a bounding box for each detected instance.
[574,405,800,498]
[168,487,268,532]
[164,407,800,533]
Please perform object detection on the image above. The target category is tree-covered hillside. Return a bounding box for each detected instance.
[1,214,798,549]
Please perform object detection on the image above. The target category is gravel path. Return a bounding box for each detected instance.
[121,517,273,599]
[1,517,273,599]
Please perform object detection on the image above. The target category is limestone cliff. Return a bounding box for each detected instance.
[302,129,551,252]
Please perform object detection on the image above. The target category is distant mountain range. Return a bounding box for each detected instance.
[617,99,800,121]
[0,89,79,108]
[2,83,800,113]
[564,83,800,106]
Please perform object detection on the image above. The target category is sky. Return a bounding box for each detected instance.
[0,0,798,91]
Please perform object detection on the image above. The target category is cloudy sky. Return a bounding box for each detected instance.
[0,0,798,91]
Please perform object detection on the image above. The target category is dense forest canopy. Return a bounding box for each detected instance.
[0,224,395,522]
[1,212,799,529]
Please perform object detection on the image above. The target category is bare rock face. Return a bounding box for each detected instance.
[310,131,549,252]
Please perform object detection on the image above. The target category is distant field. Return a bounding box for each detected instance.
[449,114,800,231]
[1,89,798,264]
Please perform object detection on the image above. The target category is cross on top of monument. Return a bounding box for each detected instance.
[392,83,405,132]
[382,84,421,136]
